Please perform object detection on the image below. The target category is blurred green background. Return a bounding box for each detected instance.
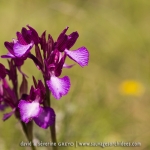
[0,0,150,150]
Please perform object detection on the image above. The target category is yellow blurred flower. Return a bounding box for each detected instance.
[119,80,144,96]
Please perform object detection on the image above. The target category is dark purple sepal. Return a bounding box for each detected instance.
[40,31,46,51]
[7,60,18,87]
[2,79,17,107]
[56,27,69,46]
[27,85,43,103]
[4,42,14,55]
[37,80,46,103]
[56,35,68,52]
[33,107,55,129]
[28,86,36,101]
[47,34,54,58]
[47,49,59,65]
[16,32,27,45]
[66,31,79,49]
[21,27,32,44]
[55,56,65,77]
[37,80,46,94]
[0,63,7,79]
[35,45,43,66]
[27,25,40,44]
[56,27,79,52]
[56,27,69,52]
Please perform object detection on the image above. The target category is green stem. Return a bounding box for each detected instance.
[44,79,58,150]
[27,121,36,150]
[20,121,36,150]
[21,121,28,138]
[50,122,57,150]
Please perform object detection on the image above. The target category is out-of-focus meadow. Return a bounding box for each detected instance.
[0,0,150,149]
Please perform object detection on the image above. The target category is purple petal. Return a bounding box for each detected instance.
[1,53,15,58]
[13,40,33,57]
[46,76,70,99]
[3,109,15,121]
[63,63,75,68]
[33,107,55,129]
[18,100,40,123]
[64,47,89,67]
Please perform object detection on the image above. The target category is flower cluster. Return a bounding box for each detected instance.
[0,25,89,129]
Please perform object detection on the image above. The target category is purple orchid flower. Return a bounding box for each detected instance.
[1,25,39,61]
[0,25,90,146]
[2,37,33,60]
[56,27,89,67]
[0,62,21,120]
[2,79,18,120]
[45,48,71,99]
[18,81,55,129]
[1,25,40,76]
[44,27,89,100]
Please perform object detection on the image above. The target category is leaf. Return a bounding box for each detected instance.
[35,45,43,66]
[20,75,28,97]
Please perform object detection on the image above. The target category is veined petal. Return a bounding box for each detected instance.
[46,76,70,99]
[13,41,33,57]
[33,107,55,129]
[3,109,15,121]
[18,100,40,123]
[64,47,89,67]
